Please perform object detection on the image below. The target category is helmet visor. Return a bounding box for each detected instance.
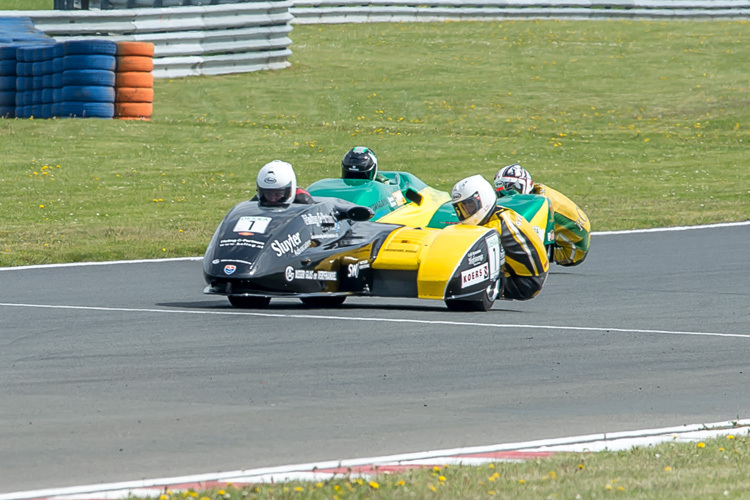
[259,185,293,206]
[453,191,483,221]
[342,165,374,180]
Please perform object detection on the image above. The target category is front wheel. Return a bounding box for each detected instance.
[228,295,271,309]
[300,296,347,308]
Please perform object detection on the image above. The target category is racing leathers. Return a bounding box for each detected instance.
[480,206,549,301]
[531,183,590,266]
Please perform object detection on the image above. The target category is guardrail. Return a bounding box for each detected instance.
[4,3,293,78]
[289,0,750,23]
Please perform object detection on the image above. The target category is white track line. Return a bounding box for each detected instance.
[1,221,747,272]
[1,302,748,339]
[2,419,748,500]
[593,220,750,236]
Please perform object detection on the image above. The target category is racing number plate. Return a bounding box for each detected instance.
[485,233,502,279]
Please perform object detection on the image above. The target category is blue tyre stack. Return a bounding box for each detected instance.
[15,46,38,118]
[51,42,64,118]
[0,44,17,118]
[0,16,55,119]
[60,40,117,119]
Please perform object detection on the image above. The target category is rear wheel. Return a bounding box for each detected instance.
[300,296,347,308]
[228,296,271,309]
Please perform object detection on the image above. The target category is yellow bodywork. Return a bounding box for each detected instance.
[378,186,451,228]
[373,224,496,300]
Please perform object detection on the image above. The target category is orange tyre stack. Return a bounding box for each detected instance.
[114,42,154,120]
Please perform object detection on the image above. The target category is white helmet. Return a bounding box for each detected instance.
[257,160,297,206]
[451,174,496,225]
[494,163,533,195]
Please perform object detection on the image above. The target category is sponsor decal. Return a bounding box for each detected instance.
[263,175,276,185]
[293,269,338,281]
[358,260,370,270]
[301,212,337,227]
[533,226,544,242]
[370,198,390,210]
[388,196,397,208]
[452,192,461,201]
[219,238,265,249]
[233,216,271,234]
[347,263,359,278]
[392,191,405,206]
[212,259,220,265]
[466,249,484,267]
[461,262,489,288]
[224,264,237,275]
[270,232,310,257]
[285,266,295,282]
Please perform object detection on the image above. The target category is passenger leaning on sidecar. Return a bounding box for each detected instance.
[452,175,549,301]
[253,160,315,206]
[494,163,591,266]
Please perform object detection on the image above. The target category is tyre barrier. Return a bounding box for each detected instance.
[2,19,154,120]
[0,16,54,118]
[114,41,155,120]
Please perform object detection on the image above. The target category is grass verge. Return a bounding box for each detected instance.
[1,21,749,266]
[125,435,749,500]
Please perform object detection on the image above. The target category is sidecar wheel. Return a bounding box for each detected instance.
[445,279,499,312]
[228,296,271,309]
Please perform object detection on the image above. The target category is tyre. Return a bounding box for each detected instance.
[116,55,154,72]
[63,55,116,72]
[116,41,155,57]
[115,71,153,88]
[228,295,271,309]
[445,280,499,312]
[114,101,152,119]
[62,69,116,87]
[0,91,16,106]
[115,86,154,103]
[63,40,117,56]
[0,76,15,91]
[0,60,17,75]
[59,101,114,119]
[62,85,115,103]
[300,296,347,307]
[0,46,18,59]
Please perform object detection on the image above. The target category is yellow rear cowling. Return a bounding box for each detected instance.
[373,224,496,300]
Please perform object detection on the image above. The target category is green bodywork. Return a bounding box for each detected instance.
[306,171,554,245]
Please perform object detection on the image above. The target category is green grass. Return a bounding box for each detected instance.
[128,435,749,500]
[2,21,749,266]
[0,0,53,10]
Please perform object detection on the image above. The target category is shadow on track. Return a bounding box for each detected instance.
[157,300,526,314]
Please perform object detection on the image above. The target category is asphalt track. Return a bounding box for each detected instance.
[1,223,749,494]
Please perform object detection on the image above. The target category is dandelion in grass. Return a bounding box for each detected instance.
[697,442,706,448]
[369,481,379,489]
